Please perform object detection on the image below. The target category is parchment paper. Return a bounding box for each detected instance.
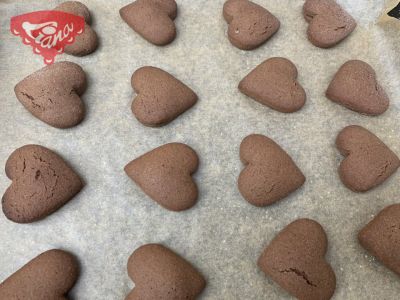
[1,1,400,299]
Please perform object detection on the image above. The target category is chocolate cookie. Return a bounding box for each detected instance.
[131,66,197,127]
[0,249,79,300]
[238,134,305,207]
[124,143,199,211]
[239,57,306,113]
[359,204,400,276]
[2,144,83,223]
[126,244,206,300]
[54,1,98,56]
[223,0,280,50]
[303,0,356,48]
[336,125,400,192]
[258,219,336,300]
[326,60,389,116]
[120,0,177,46]
[14,61,86,128]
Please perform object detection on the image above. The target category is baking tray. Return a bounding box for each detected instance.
[1,0,400,299]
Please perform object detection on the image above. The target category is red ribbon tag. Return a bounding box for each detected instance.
[10,11,85,65]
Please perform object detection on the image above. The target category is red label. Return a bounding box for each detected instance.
[10,11,85,65]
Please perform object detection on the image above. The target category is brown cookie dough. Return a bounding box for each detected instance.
[336,125,400,192]
[238,134,305,207]
[54,1,98,56]
[258,219,336,300]
[326,60,389,116]
[239,57,306,113]
[359,204,400,276]
[126,244,206,300]
[131,66,197,127]
[0,249,79,300]
[2,144,83,223]
[120,0,177,46]
[124,143,199,211]
[303,0,356,48]
[223,0,280,50]
[14,61,86,128]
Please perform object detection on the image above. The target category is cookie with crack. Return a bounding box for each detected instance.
[258,219,336,300]
[14,61,87,128]
[303,0,356,48]
[2,144,83,223]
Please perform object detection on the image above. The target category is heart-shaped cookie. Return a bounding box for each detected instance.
[2,144,83,223]
[326,60,389,116]
[124,143,199,211]
[131,66,197,127]
[359,204,400,276]
[126,244,206,300]
[238,134,305,207]
[239,57,306,113]
[120,0,177,45]
[258,219,336,300]
[303,0,356,48]
[54,1,98,56]
[336,125,400,192]
[0,249,79,300]
[14,61,86,128]
[223,0,280,50]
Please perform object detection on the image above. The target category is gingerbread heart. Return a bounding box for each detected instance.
[238,134,305,207]
[2,144,83,223]
[258,219,336,300]
[336,125,400,192]
[14,61,86,128]
[54,1,98,56]
[239,57,306,113]
[124,143,199,211]
[120,0,177,45]
[130,66,197,127]
[359,204,400,276]
[326,60,389,116]
[223,0,280,50]
[126,244,206,300]
[0,249,79,300]
[303,0,356,48]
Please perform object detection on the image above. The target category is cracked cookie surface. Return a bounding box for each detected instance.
[2,144,83,223]
[258,219,336,300]
[14,61,86,128]
[303,0,356,48]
